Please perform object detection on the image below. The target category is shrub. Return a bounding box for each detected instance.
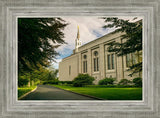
[43,80,59,85]
[98,78,115,85]
[42,80,73,85]
[73,74,95,87]
[18,76,29,87]
[133,77,142,87]
[59,81,73,85]
[118,79,132,85]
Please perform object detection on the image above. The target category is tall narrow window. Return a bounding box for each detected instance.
[126,54,130,67]
[132,53,136,65]
[69,65,71,75]
[125,52,142,68]
[86,61,87,72]
[111,54,114,69]
[83,61,87,73]
[94,58,96,71]
[83,61,85,73]
[126,53,138,67]
[97,58,99,71]
[93,51,99,72]
[107,54,115,70]
[83,55,87,73]
[107,54,111,70]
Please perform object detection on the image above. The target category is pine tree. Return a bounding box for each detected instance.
[18,18,68,73]
[102,17,142,76]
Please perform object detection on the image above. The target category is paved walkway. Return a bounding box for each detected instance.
[20,85,97,100]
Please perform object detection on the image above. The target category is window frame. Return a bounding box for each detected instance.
[93,51,99,72]
[107,53,115,70]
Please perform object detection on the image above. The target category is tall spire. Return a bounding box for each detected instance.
[77,25,80,39]
[75,25,82,53]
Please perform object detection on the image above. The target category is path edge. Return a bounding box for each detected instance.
[18,86,38,100]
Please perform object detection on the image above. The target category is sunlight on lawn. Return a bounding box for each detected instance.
[53,85,142,100]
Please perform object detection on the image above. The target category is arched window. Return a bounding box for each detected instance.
[94,51,98,56]
[93,51,99,72]
[83,55,87,59]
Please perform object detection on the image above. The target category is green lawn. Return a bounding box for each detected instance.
[52,85,142,100]
[18,86,37,98]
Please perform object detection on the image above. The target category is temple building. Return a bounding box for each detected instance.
[59,26,141,84]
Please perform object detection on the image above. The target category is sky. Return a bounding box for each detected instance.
[52,16,142,69]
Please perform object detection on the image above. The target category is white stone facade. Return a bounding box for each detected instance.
[59,31,141,84]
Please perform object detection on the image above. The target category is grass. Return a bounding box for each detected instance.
[52,85,142,100]
[18,86,37,98]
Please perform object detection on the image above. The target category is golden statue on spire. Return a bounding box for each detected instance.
[77,25,80,39]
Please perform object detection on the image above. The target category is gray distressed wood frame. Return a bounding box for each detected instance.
[0,0,159,118]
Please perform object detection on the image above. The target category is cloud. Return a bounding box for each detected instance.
[52,58,62,69]
[55,17,113,57]
[53,16,143,69]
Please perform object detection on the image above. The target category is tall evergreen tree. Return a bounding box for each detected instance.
[18,18,68,73]
[102,17,142,76]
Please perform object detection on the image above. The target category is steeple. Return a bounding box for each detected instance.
[75,25,82,53]
[77,25,80,39]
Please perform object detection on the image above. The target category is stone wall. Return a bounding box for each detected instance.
[59,54,79,81]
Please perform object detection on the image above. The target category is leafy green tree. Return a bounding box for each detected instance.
[102,17,142,76]
[18,18,68,73]
[18,74,30,87]
[47,67,59,80]
[31,66,51,82]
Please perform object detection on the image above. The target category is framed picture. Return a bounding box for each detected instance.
[17,16,143,101]
[0,0,159,118]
